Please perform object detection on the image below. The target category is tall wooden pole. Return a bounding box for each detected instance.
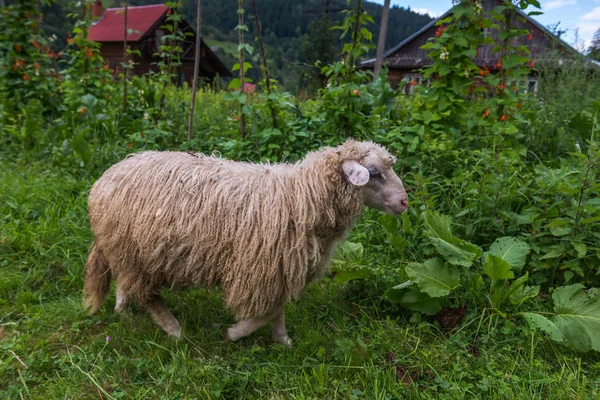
[373,0,390,76]
[123,1,128,112]
[187,0,202,141]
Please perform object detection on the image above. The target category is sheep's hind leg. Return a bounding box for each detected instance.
[225,309,281,343]
[272,309,292,348]
[114,284,130,314]
[143,294,182,338]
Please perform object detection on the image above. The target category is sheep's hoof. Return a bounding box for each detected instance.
[274,335,293,349]
[166,323,182,339]
[224,327,242,342]
[114,305,130,315]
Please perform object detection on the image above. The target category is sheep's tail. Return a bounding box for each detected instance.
[83,243,111,314]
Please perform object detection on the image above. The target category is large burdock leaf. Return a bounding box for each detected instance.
[521,284,600,352]
[487,236,530,271]
[483,254,514,281]
[405,258,460,298]
[397,287,443,315]
[384,282,442,315]
[423,211,482,267]
[521,313,564,342]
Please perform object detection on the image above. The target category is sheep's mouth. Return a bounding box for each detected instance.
[384,202,408,216]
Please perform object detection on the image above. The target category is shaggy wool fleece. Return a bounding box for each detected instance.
[85,140,395,319]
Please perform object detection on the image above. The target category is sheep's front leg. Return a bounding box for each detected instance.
[143,294,182,338]
[272,310,292,348]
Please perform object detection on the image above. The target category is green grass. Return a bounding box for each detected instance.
[1,158,599,399]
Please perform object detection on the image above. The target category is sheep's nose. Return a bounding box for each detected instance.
[400,198,408,208]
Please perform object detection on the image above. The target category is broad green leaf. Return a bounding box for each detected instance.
[397,287,443,315]
[231,62,253,72]
[405,258,460,298]
[509,284,539,307]
[572,242,587,258]
[384,281,413,303]
[333,268,371,284]
[540,248,563,260]
[552,285,600,352]
[236,93,247,104]
[523,285,600,352]
[500,211,535,225]
[81,93,98,107]
[400,212,412,233]
[378,214,399,236]
[71,128,92,166]
[423,211,482,267]
[564,270,574,282]
[333,241,363,266]
[227,78,241,90]
[487,236,530,270]
[550,225,572,236]
[502,273,529,302]
[521,313,564,342]
[484,254,514,281]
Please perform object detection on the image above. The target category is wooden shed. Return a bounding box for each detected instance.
[88,1,231,85]
[362,0,597,92]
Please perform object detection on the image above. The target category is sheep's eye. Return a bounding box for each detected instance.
[368,168,381,179]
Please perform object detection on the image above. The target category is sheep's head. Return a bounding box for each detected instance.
[340,141,408,215]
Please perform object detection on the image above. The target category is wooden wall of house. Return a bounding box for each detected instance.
[385,0,573,72]
[99,42,125,71]
[98,43,220,85]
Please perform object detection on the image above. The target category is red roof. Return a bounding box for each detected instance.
[89,4,168,42]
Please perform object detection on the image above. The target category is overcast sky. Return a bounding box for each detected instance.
[370,0,600,52]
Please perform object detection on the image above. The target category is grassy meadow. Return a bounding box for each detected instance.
[1,159,598,399]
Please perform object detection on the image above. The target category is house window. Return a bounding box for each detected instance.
[509,78,539,94]
[526,79,538,94]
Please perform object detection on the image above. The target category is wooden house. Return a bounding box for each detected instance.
[88,1,231,85]
[361,0,598,92]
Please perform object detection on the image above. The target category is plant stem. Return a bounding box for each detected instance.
[123,0,128,113]
[187,0,202,141]
[572,155,593,237]
[348,0,362,79]
[238,0,246,139]
[251,0,277,130]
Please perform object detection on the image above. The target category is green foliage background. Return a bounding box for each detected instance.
[1,0,600,398]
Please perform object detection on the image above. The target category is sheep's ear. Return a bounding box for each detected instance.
[342,160,369,186]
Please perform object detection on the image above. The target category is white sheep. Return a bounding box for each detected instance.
[83,140,408,347]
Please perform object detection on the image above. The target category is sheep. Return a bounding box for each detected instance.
[83,139,408,347]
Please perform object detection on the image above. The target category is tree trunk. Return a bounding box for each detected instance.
[373,0,390,76]
[251,0,277,130]
[123,0,128,113]
[187,0,202,141]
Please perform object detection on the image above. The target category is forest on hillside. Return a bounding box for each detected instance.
[41,0,432,90]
